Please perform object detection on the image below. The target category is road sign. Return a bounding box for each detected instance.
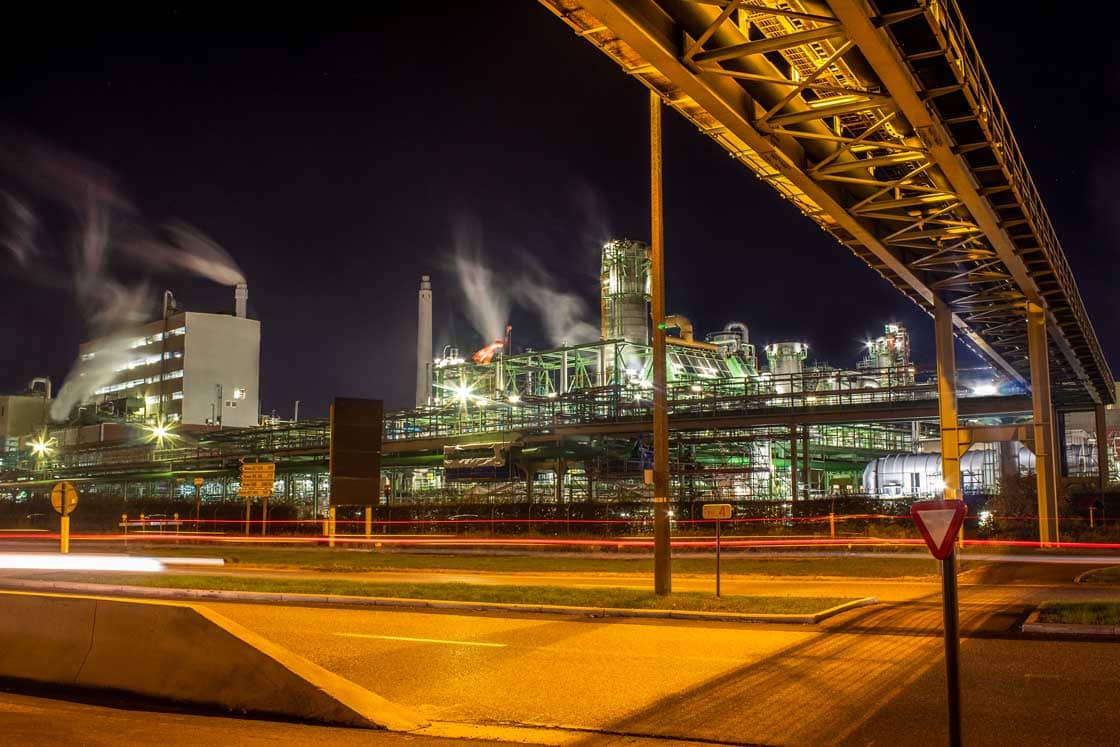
[50,481,79,516]
[701,504,732,597]
[702,503,732,520]
[239,462,275,497]
[912,499,966,747]
[911,500,967,560]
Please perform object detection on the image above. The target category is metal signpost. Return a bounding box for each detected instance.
[193,477,204,530]
[238,462,275,535]
[50,481,79,554]
[911,500,968,747]
[702,503,732,597]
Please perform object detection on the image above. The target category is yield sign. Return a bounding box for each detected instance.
[911,500,967,560]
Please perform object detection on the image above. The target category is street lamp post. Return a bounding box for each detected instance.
[650,89,671,595]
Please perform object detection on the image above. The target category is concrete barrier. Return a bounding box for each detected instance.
[0,590,426,731]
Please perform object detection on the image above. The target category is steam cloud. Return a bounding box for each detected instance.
[512,260,599,348]
[448,222,599,350]
[0,129,245,421]
[450,220,511,343]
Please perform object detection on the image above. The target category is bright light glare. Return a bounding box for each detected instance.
[507,393,521,404]
[971,383,998,396]
[30,439,51,456]
[0,553,165,572]
[689,384,703,393]
[931,477,947,492]
[546,391,558,399]
[145,418,178,446]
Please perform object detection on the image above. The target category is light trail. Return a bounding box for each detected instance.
[5,532,1120,554]
[0,553,165,572]
[334,632,506,648]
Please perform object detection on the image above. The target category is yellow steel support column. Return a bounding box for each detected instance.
[1096,404,1109,497]
[650,89,671,595]
[59,515,70,554]
[934,298,961,503]
[1027,302,1058,545]
[365,506,373,539]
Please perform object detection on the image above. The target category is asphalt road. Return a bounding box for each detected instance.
[200,567,1120,746]
[4,550,1120,745]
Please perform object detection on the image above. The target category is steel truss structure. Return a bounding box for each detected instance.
[538,0,1113,408]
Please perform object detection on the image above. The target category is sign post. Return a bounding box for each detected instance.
[911,500,968,747]
[702,503,732,597]
[239,462,275,536]
[193,477,204,531]
[50,481,79,554]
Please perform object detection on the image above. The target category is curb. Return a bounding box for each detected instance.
[1021,609,1120,637]
[0,578,876,625]
[1073,566,1120,585]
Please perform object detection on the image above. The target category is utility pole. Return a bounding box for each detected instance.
[650,89,671,595]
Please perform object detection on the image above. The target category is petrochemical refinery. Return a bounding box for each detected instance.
[0,238,1114,524]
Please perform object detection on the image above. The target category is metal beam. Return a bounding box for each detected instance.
[691,25,846,64]
[1027,301,1058,545]
[935,298,961,502]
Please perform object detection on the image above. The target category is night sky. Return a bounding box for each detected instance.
[2,4,1118,417]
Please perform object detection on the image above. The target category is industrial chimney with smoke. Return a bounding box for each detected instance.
[234,283,248,318]
[416,275,433,407]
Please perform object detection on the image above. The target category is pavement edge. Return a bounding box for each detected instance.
[0,578,876,625]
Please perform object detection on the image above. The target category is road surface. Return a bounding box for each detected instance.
[193,561,1120,746]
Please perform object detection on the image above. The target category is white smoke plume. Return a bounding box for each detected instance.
[450,220,511,343]
[0,129,245,421]
[512,259,599,348]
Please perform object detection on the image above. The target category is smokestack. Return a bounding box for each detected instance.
[234,283,248,318]
[416,275,433,408]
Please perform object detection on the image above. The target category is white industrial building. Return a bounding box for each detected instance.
[77,285,260,428]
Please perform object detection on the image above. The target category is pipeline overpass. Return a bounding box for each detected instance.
[537,0,1114,541]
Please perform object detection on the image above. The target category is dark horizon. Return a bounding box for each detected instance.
[2,5,1117,418]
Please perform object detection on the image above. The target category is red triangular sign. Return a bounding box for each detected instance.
[911,500,967,560]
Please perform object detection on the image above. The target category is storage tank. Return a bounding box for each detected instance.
[764,342,808,376]
[600,239,650,345]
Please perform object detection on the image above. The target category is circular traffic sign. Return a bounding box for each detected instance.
[51,481,79,516]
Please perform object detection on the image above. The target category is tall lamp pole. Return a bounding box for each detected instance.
[650,89,672,595]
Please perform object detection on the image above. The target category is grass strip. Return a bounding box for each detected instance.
[1038,601,1120,627]
[10,571,852,615]
[123,545,941,578]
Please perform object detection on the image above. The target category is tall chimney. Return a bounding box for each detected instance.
[416,275,433,408]
[234,283,248,318]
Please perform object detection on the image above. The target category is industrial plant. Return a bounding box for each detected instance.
[0,238,1114,528]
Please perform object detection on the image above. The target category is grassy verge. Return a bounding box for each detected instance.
[1038,601,1120,626]
[1077,566,1120,585]
[8,571,851,615]
[113,544,943,578]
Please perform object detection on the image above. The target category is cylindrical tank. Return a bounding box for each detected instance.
[861,450,993,496]
[600,239,650,345]
[764,342,808,376]
[706,321,749,353]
